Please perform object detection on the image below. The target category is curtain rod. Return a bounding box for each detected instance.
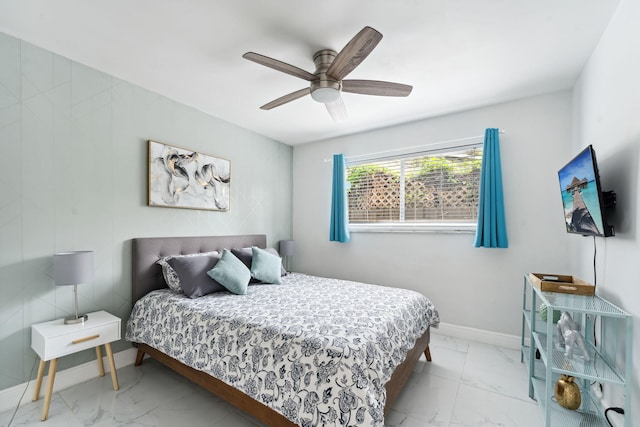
[323,130,505,163]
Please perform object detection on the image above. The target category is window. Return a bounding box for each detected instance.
[346,145,482,232]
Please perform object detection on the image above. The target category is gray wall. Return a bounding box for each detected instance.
[0,32,293,390]
[292,91,573,336]
[572,0,639,412]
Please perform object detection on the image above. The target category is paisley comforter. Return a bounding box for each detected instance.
[126,273,439,427]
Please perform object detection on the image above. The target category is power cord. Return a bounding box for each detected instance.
[604,407,624,427]
[591,237,601,391]
[590,239,625,427]
[6,357,38,427]
[593,235,597,287]
[589,314,601,394]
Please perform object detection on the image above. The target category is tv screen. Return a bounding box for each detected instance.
[558,145,614,237]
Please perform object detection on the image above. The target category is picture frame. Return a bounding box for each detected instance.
[148,140,230,211]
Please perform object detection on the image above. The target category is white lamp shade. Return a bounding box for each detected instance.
[279,240,295,257]
[54,251,94,286]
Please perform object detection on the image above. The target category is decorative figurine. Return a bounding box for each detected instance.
[556,311,590,361]
[555,374,582,410]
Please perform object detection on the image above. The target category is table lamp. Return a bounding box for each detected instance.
[279,240,295,272]
[54,251,94,324]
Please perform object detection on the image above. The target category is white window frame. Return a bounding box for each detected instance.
[346,143,482,234]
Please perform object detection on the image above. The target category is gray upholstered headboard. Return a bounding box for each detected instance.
[132,234,267,303]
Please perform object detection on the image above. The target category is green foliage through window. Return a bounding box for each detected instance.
[346,148,482,225]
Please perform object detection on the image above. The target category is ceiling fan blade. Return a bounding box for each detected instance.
[325,97,348,122]
[326,26,383,81]
[342,80,413,97]
[260,88,311,110]
[243,52,317,81]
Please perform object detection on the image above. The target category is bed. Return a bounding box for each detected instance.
[126,235,439,427]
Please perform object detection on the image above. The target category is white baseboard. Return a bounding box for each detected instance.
[433,322,521,350]
[0,347,138,414]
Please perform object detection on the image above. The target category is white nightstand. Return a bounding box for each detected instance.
[31,310,121,421]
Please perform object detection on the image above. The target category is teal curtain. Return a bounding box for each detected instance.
[330,154,351,242]
[474,128,508,248]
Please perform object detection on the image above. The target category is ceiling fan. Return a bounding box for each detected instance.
[242,26,412,121]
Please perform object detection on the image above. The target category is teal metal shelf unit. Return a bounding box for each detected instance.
[521,273,632,427]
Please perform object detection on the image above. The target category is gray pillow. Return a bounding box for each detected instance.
[167,252,225,298]
[230,247,253,269]
[230,247,261,283]
[157,251,219,293]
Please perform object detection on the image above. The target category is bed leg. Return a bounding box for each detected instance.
[424,345,432,362]
[135,349,145,366]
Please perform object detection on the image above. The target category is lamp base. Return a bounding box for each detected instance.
[64,313,88,325]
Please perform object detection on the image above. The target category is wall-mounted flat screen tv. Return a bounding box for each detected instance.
[558,145,614,237]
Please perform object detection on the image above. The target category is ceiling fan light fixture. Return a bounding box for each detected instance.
[311,87,341,103]
[310,77,341,104]
[244,27,412,117]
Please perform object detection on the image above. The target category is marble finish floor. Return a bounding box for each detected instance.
[1,334,543,426]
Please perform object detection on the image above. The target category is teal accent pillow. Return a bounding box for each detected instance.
[250,246,282,284]
[206,249,251,295]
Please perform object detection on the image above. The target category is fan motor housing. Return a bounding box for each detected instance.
[243,26,411,112]
[311,49,341,102]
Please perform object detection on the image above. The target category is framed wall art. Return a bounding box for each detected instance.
[148,140,230,211]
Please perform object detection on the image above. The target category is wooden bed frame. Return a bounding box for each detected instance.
[131,235,431,427]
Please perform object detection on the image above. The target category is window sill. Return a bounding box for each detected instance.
[349,223,477,234]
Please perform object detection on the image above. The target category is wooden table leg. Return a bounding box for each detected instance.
[96,346,105,377]
[32,359,46,402]
[41,358,58,421]
[104,342,119,391]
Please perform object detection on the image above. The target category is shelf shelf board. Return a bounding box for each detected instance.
[528,280,629,318]
[531,378,607,426]
[533,332,625,385]
[532,332,624,385]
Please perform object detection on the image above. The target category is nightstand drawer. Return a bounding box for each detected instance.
[43,323,119,359]
[31,311,121,360]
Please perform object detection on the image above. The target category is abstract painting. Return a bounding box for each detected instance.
[148,140,230,211]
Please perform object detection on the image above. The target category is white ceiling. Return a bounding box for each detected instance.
[0,0,620,145]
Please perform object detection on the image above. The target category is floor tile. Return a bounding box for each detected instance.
[430,333,470,353]
[58,360,202,425]
[390,367,459,425]
[0,394,83,427]
[1,336,544,427]
[449,383,543,427]
[414,345,466,382]
[460,341,532,402]
[385,409,449,427]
